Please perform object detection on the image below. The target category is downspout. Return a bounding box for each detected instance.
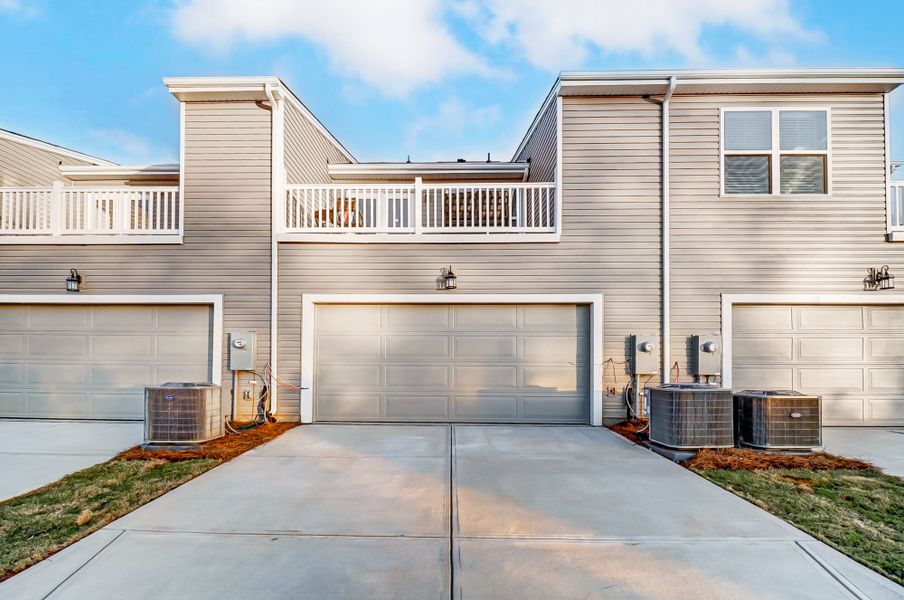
[661,76,677,383]
[264,83,285,416]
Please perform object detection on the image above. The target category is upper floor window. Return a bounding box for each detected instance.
[722,108,830,196]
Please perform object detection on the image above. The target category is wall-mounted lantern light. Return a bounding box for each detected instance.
[439,266,458,290]
[65,269,82,293]
[864,265,895,291]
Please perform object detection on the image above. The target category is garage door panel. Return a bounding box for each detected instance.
[0,334,25,356]
[733,337,793,360]
[452,394,518,419]
[318,335,382,360]
[867,307,904,329]
[734,306,792,333]
[868,369,904,390]
[386,365,449,388]
[314,303,591,423]
[733,367,793,390]
[386,335,449,358]
[797,306,864,330]
[315,393,381,419]
[733,304,904,425]
[522,395,586,420]
[454,336,516,359]
[28,334,88,356]
[453,305,516,328]
[867,338,904,360]
[92,306,155,329]
[27,392,90,418]
[317,305,381,331]
[798,338,863,360]
[521,305,587,330]
[522,336,585,361]
[454,366,517,389]
[28,306,90,329]
[385,395,449,419]
[386,305,449,329]
[0,364,24,384]
[91,335,153,359]
[0,304,213,420]
[28,363,89,385]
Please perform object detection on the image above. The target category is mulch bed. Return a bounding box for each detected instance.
[608,419,876,471]
[116,421,297,462]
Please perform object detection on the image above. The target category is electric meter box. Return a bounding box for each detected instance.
[630,334,659,375]
[692,333,722,376]
[228,331,255,371]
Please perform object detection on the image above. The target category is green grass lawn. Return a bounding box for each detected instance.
[0,458,216,580]
[696,467,904,586]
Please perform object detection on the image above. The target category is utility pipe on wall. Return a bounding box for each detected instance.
[264,83,285,416]
[661,76,677,383]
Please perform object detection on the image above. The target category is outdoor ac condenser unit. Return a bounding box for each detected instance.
[144,383,223,445]
[648,383,734,449]
[734,390,822,450]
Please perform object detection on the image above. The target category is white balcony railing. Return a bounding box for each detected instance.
[282,181,557,242]
[889,181,904,235]
[0,184,181,243]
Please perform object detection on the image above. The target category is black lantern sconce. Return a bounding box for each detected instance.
[864,265,895,291]
[65,269,82,293]
[438,266,458,290]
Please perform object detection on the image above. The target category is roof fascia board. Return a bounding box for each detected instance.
[512,79,561,162]
[0,129,116,166]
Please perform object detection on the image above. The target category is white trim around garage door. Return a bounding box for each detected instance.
[721,293,904,389]
[301,293,605,426]
[0,294,224,385]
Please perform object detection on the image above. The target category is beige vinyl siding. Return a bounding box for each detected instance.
[515,97,557,182]
[275,96,661,423]
[669,93,902,380]
[284,100,351,184]
[0,102,272,419]
[0,136,93,186]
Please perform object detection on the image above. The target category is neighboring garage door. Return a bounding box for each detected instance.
[0,304,213,420]
[313,304,590,423]
[732,304,904,425]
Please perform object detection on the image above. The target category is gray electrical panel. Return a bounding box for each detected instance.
[228,331,256,371]
[692,333,722,376]
[630,334,659,375]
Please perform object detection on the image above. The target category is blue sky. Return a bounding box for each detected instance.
[0,0,902,176]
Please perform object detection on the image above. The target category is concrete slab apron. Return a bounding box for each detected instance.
[451,426,904,600]
[27,425,452,600]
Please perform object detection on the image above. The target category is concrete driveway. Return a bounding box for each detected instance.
[0,420,143,501]
[3,425,903,599]
[823,427,904,478]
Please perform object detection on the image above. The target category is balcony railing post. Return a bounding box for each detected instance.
[413,177,424,235]
[51,181,64,237]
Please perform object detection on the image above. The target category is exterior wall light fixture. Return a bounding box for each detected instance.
[439,266,458,290]
[65,269,82,292]
[864,265,895,291]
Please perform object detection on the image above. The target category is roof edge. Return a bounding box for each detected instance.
[0,128,116,166]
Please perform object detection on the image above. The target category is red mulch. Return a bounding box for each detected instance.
[608,419,875,472]
[116,421,297,462]
[683,447,875,471]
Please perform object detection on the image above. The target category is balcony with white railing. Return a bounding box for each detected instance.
[889,181,904,236]
[280,180,558,242]
[0,184,181,244]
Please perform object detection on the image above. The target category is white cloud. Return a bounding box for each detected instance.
[171,0,494,96]
[458,0,815,69]
[401,97,516,162]
[89,129,174,164]
[0,0,38,18]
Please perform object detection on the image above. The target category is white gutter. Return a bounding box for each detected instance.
[661,76,677,382]
[264,83,285,416]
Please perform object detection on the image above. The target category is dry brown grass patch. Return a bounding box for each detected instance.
[683,447,875,471]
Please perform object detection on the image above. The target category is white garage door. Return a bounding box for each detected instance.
[314,304,590,423]
[732,304,904,425]
[0,304,213,420]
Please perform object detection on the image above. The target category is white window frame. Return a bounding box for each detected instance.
[720,107,832,197]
